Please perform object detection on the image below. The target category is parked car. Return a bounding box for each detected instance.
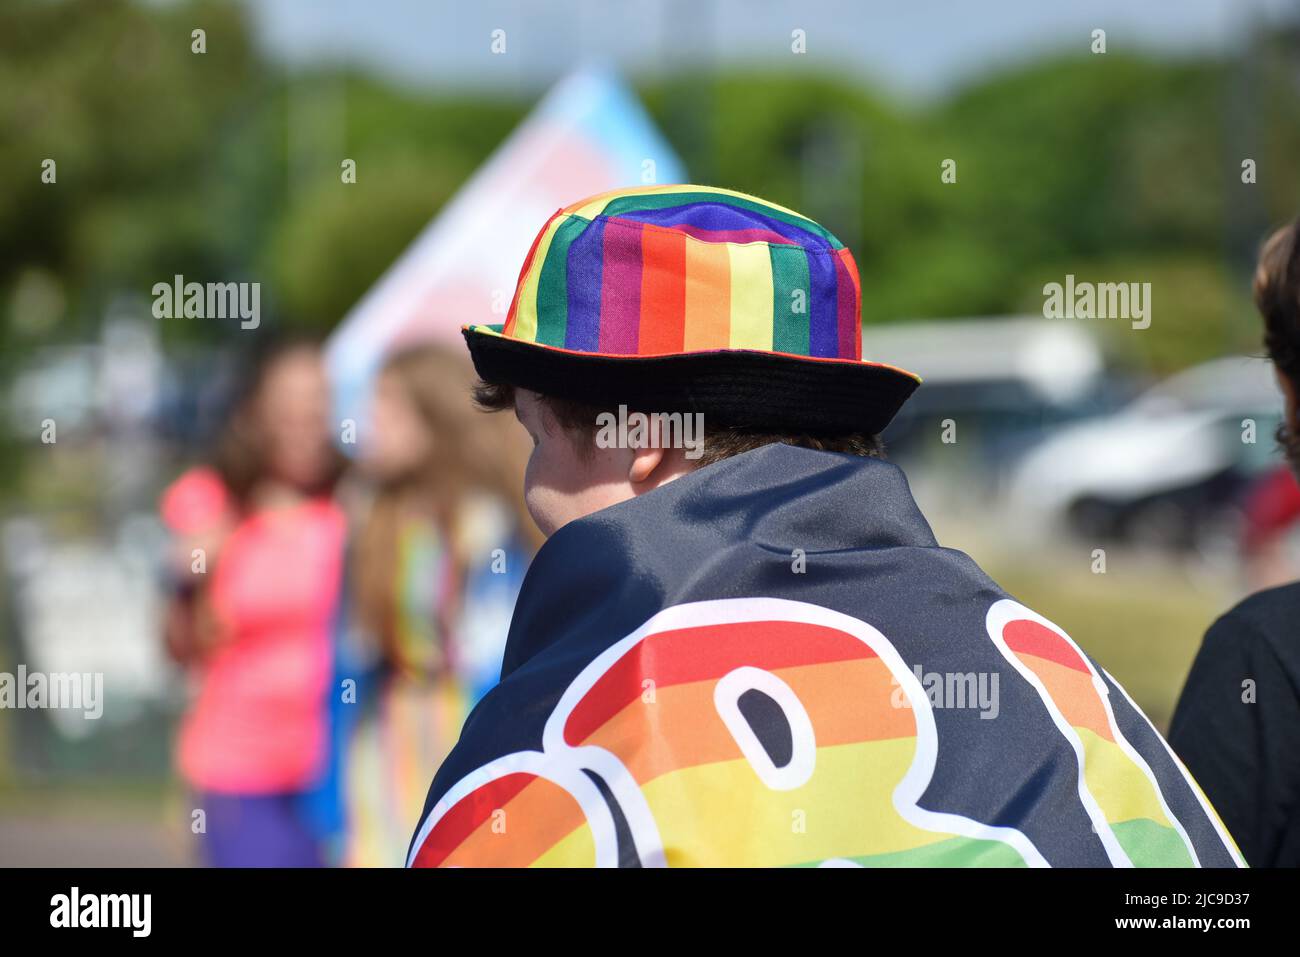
[865,317,1121,483]
[1006,356,1284,549]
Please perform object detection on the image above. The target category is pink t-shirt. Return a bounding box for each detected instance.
[164,472,346,794]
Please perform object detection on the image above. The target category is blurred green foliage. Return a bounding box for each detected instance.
[3,0,1300,372]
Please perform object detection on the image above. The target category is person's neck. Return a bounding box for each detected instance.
[248,479,311,512]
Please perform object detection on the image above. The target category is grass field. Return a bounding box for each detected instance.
[934,507,1237,733]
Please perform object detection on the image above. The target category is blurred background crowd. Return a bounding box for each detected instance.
[2,0,1300,864]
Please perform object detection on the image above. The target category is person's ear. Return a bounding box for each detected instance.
[628,444,666,485]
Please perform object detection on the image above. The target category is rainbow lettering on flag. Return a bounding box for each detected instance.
[985,599,1212,867]
[409,598,1041,867]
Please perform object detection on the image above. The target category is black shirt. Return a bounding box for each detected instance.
[1169,582,1300,867]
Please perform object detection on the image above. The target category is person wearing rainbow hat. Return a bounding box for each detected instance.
[407,185,1243,868]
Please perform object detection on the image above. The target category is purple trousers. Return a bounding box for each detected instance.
[196,792,325,868]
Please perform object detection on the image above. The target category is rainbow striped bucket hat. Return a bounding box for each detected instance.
[463,184,920,434]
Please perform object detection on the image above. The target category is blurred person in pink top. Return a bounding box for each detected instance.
[160,340,347,867]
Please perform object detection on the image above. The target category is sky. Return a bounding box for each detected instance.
[245,0,1300,100]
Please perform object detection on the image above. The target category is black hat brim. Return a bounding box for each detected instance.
[463,325,920,435]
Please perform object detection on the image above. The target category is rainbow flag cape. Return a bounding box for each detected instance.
[407,444,1244,867]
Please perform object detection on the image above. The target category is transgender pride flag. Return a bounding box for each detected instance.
[324,67,685,429]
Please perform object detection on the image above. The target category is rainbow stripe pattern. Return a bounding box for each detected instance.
[407,445,1245,869]
[409,599,1039,868]
[986,602,1213,867]
[467,184,882,364]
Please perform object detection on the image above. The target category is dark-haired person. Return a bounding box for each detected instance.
[1170,218,1300,868]
[160,341,348,867]
[407,185,1242,868]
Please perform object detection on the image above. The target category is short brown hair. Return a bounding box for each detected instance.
[1255,218,1300,469]
[472,380,886,467]
[1257,218,1300,382]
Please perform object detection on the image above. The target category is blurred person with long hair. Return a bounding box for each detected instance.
[1171,217,1300,867]
[344,344,537,866]
[159,339,347,867]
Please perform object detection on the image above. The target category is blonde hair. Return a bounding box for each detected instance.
[354,345,538,655]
